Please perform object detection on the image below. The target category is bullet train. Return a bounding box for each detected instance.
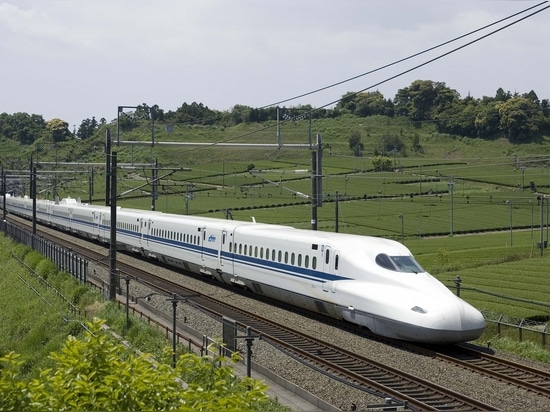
[2,194,485,344]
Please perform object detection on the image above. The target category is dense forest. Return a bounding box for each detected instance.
[1,79,549,146]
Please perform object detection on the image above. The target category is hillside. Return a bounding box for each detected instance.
[2,111,550,241]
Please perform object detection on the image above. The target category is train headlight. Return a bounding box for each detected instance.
[411,306,427,314]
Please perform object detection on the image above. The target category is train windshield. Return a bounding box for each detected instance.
[375,254,425,274]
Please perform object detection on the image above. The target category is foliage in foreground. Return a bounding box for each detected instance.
[0,318,271,412]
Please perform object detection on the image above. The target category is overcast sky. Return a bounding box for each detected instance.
[1,0,548,129]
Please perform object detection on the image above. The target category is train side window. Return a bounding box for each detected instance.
[312,256,317,270]
[260,247,263,259]
[305,255,309,268]
[239,243,242,254]
[298,254,302,266]
[325,249,330,265]
[291,253,295,265]
[284,251,288,263]
[335,254,339,270]
[249,245,253,257]
[278,250,282,262]
[244,244,247,255]
[265,248,269,260]
[271,249,276,261]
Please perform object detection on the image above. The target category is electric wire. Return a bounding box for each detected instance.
[259,1,549,110]
[308,3,550,114]
[175,2,550,152]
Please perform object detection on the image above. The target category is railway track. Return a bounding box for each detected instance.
[8,216,550,410]
[428,344,550,397]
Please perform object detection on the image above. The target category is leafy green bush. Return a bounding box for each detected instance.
[0,318,273,411]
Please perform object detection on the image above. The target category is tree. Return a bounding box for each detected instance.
[0,318,270,411]
[434,99,477,137]
[395,80,459,122]
[495,87,512,102]
[498,97,540,142]
[371,155,392,171]
[0,112,46,145]
[336,91,393,117]
[474,100,501,139]
[76,117,98,140]
[348,130,364,156]
[165,102,220,125]
[46,118,70,142]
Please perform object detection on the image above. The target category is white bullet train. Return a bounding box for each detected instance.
[2,194,485,344]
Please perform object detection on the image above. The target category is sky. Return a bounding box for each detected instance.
[0,0,549,130]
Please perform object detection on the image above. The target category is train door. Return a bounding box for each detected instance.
[322,245,338,293]
[68,208,74,231]
[46,204,53,225]
[219,229,227,267]
[92,212,99,238]
[145,219,153,246]
[137,218,145,245]
[97,212,106,241]
[200,226,206,261]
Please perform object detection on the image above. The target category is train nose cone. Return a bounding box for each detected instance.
[426,298,485,343]
[458,300,486,339]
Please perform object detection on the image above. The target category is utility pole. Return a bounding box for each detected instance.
[109,152,118,300]
[105,129,111,206]
[310,134,323,230]
[311,150,317,231]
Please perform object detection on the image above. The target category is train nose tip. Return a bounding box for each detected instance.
[462,303,486,331]
[435,301,486,342]
[412,299,485,343]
